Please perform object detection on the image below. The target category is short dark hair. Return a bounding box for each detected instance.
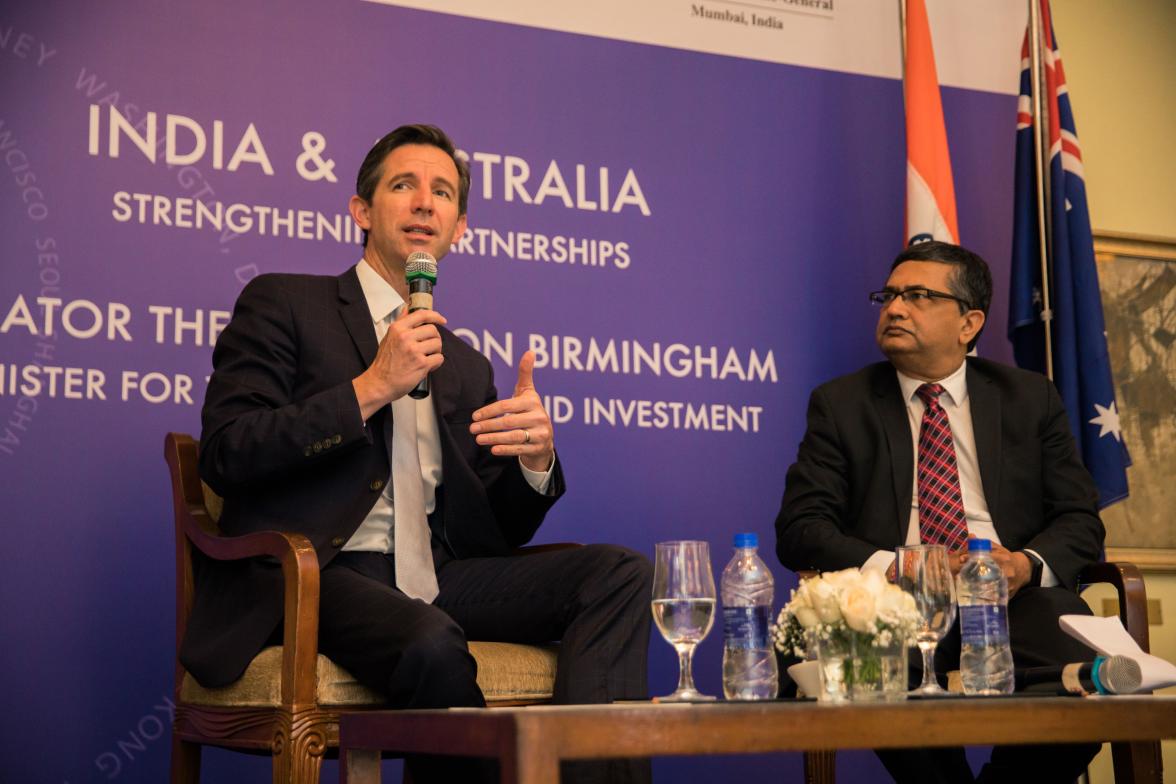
[355,125,471,245]
[890,240,992,351]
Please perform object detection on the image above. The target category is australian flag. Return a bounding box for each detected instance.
[1008,0,1129,507]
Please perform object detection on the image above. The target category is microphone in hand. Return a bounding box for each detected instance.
[405,252,438,400]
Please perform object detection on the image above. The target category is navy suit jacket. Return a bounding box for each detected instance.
[775,357,1103,590]
[181,267,564,687]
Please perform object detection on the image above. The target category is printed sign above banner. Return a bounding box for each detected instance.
[368,0,1028,93]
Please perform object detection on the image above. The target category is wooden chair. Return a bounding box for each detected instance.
[799,561,1160,784]
[1077,562,1161,784]
[166,432,563,784]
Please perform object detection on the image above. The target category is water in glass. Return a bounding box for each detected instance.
[652,540,716,701]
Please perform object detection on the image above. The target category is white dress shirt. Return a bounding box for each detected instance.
[862,361,1057,586]
[344,259,553,553]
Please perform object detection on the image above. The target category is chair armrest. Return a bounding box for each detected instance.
[1079,562,1163,780]
[190,525,322,705]
[185,524,312,563]
[166,431,322,705]
[1078,561,1150,654]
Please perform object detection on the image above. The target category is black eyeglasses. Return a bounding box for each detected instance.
[868,287,973,310]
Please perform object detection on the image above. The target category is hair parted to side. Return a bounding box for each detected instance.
[354,124,471,246]
[890,240,993,351]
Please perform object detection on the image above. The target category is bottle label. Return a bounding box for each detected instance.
[959,604,1009,645]
[723,605,770,649]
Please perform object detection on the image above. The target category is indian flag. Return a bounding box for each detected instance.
[904,0,958,246]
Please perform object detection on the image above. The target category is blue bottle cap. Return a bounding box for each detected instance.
[733,532,758,548]
[967,538,992,552]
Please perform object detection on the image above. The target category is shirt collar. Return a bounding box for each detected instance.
[355,259,405,325]
[896,359,968,408]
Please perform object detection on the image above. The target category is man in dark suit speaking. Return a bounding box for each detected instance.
[184,125,651,784]
[775,241,1102,783]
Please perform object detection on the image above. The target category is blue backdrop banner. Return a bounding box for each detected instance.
[1,2,1021,781]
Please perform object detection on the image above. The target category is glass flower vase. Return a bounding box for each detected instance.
[814,632,852,704]
[847,631,909,703]
[815,630,909,703]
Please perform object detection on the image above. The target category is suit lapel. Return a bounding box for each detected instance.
[967,361,1002,515]
[336,267,378,366]
[872,365,914,544]
[429,330,468,482]
[430,329,464,420]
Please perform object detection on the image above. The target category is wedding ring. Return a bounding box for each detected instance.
[522,428,531,444]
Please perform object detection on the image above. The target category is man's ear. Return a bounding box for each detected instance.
[452,213,468,244]
[349,195,371,232]
[960,309,986,347]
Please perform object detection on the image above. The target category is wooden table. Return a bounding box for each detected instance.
[339,696,1176,784]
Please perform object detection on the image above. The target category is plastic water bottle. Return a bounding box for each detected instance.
[956,539,1015,695]
[721,532,779,700]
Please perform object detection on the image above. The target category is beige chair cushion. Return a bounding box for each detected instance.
[181,641,558,707]
[469,641,560,703]
[201,481,223,524]
[189,484,559,705]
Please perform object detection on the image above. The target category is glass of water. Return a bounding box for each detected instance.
[652,540,717,701]
[895,544,957,696]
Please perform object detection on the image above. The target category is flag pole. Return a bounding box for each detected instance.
[899,0,907,65]
[899,0,907,245]
[1028,0,1054,379]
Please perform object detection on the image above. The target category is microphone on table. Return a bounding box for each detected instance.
[405,251,438,400]
[1015,654,1142,696]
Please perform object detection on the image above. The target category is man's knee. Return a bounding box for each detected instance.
[1009,586,1097,666]
[580,543,653,594]
[389,609,482,708]
[1013,585,1091,616]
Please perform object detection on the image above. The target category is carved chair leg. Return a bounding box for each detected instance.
[273,710,329,784]
[170,736,201,784]
[272,738,323,784]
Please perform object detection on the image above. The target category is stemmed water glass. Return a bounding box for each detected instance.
[651,541,717,702]
[895,544,957,696]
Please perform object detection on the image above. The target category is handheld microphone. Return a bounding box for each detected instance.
[1015,654,1142,696]
[405,251,438,400]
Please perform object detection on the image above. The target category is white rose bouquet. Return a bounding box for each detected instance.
[772,568,921,659]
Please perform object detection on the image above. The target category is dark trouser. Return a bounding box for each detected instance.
[315,543,653,784]
[877,586,1102,784]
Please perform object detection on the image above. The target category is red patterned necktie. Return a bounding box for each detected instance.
[915,383,969,550]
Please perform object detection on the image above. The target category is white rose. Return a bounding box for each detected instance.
[795,606,821,629]
[899,591,920,628]
[840,584,877,633]
[860,568,887,595]
[875,585,909,625]
[790,584,814,609]
[823,568,860,591]
[902,591,918,614]
[809,580,843,624]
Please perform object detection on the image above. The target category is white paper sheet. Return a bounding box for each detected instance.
[1060,614,1176,692]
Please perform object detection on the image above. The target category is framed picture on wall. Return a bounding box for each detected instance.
[1094,231,1176,572]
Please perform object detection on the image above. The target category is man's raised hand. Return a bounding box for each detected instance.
[470,350,555,473]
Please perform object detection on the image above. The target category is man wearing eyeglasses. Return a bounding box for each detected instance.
[775,241,1103,783]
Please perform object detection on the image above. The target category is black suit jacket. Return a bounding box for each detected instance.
[181,267,564,687]
[775,357,1103,590]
